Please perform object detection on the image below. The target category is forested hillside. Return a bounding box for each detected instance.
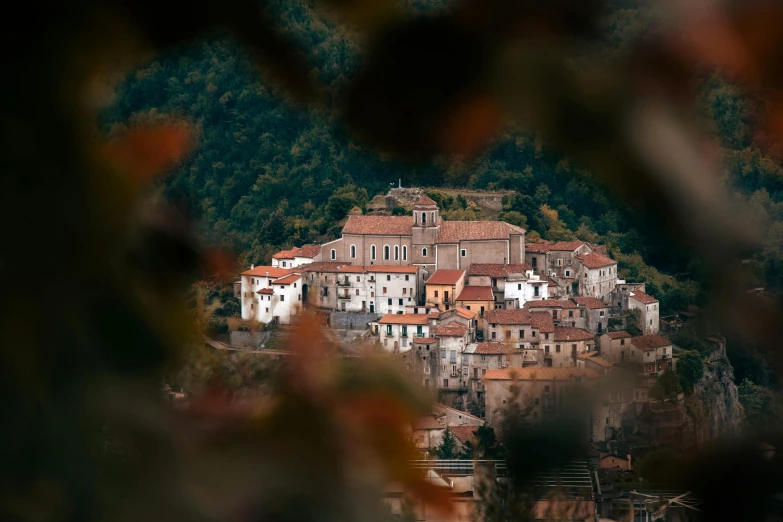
[104,0,783,405]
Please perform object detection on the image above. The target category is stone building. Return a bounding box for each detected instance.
[598,331,632,362]
[575,252,618,302]
[525,299,583,328]
[571,296,611,334]
[455,286,494,326]
[628,290,660,335]
[321,196,526,275]
[546,326,596,368]
[483,367,600,427]
[484,308,555,366]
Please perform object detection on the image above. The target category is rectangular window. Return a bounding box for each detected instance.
[544,385,550,393]
[386,325,392,336]
[532,331,537,337]
[461,249,467,257]
[534,286,540,297]
[280,295,285,302]
[405,275,409,281]
[569,311,573,318]
[388,298,392,305]
[355,289,359,295]
[556,344,561,353]
[518,284,522,290]
[434,290,439,298]
[491,332,497,339]
[403,288,407,294]
[519,330,524,338]
[600,310,605,317]
[357,276,361,282]
[383,287,387,293]
[387,275,391,281]
[505,331,511,339]
[620,339,625,345]
[443,379,449,387]
[399,299,403,305]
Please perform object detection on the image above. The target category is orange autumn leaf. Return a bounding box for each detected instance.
[103,125,192,186]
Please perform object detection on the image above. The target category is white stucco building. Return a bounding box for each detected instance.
[240,265,297,323]
[575,253,618,302]
[270,244,322,268]
[373,314,431,353]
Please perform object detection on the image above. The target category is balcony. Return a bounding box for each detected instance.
[337,280,351,287]
[337,294,351,300]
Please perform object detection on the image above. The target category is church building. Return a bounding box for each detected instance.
[320,196,526,282]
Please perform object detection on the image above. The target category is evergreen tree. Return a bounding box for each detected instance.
[435,427,458,459]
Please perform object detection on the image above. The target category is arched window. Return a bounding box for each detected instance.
[422,212,427,225]
[402,245,408,261]
[330,249,336,260]
[394,245,399,261]
[350,245,356,259]
[422,247,428,257]
[431,211,435,223]
[384,245,390,260]
[371,245,376,260]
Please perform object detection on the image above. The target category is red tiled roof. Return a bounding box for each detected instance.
[342,215,413,235]
[415,195,438,207]
[412,337,437,344]
[272,248,297,260]
[631,335,671,351]
[571,296,608,309]
[296,244,322,258]
[483,367,600,381]
[338,266,366,273]
[554,326,594,341]
[576,252,617,269]
[485,308,532,325]
[531,312,555,333]
[526,243,550,253]
[585,356,613,368]
[426,269,465,285]
[378,314,430,325]
[256,288,274,295]
[300,262,349,273]
[474,342,509,354]
[436,221,525,243]
[449,426,479,445]
[242,266,294,277]
[433,325,468,337]
[456,286,494,301]
[589,244,608,255]
[549,241,587,251]
[467,263,533,278]
[630,290,658,304]
[272,244,321,259]
[271,274,301,285]
[454,307,476,319]
[525,299,577,309]
[428,310,441,319]
[367,265,419,274]
[606,331,631,339]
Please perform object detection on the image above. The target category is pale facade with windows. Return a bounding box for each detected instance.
[240,265,300,324]
[503,274,549,308]
[575,253,618,302]
[373,314,431,353]
[628,291,660,335]
[270,273,303,324]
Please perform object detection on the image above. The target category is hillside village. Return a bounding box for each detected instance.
[233,191,704,450]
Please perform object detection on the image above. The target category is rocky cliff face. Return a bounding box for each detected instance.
[684,341,742,446]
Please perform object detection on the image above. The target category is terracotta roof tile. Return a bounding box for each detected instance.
[428,311,441,319]
[454,307,476,319]
[242,266,294,277]
[630,290,658,304]
[456,286,494,301]
[606,331,631,339]
[271,274,301,285]
[467,263,533,278]
[526,243,551,253]
[483,367,600,381]
[576,252,617,269]
[426,270,465,285]
[412,337,437,344]
[272,248,297,260]
[473,342,510,354]
[342,215,414,235]
[436,221,525,243]
[338,266,366,273]
[571,296,608,309]
[449,426,479,445]
[530,312,555,333]
[484,309,554,332]
[256,288,274,295]
[554,326,594,341]
[585,356,613,368]
[414,195,438,207]
[412,415,442,430]
[378,314,430,325]
[525,299,577,309]
[296,244,322,258]
[300,262,350,273]
[433,325,468,337]
[549,241,587,251]
[631,335,671,351]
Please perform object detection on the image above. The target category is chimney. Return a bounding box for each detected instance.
[251,264,255,269]
[266,272,269,277]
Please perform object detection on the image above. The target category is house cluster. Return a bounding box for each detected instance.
[236,193,676,443]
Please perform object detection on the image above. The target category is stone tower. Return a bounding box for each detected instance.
[411,195,439,273]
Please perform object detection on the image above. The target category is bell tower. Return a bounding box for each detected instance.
[412,195,439,271]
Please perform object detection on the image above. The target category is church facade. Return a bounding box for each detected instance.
[320,196,526,280]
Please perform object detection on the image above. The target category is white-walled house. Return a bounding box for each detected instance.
[433,324,470,390]
[317,265,420,314]
[240,266,295,323]
[270,273,303,324]
[271,244,322,268]
[371,266,420,314]
[504,273,549,308]
[575,253,618,302]
[373,314,431,353]
[628,290,660,335]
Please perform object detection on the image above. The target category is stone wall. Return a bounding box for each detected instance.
[329,311,380,330]
[229,330,270,349]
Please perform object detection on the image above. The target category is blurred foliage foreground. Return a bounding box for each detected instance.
[5,0,783,521]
